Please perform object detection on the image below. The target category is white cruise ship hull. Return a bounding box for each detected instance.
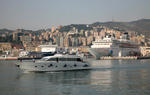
[88,47,140,59]
[88,48,110,59]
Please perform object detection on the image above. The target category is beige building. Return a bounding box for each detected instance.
[131,35,145,45]
[87,36,94,45]
[81,37,87,46]
[51,27,56,32]
[0,43,12,52]
[35,47,41,52]
[64,36,71,47]
[115,31,121,39]
[140,46,150,56]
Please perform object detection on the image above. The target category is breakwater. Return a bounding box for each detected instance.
[100,56,137,60]
[100,56,150,60]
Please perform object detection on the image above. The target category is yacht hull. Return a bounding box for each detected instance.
[17,61,91,72]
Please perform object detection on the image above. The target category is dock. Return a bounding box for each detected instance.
[0,57,18,60]
[100,56,137,60]
[100,56,150,60]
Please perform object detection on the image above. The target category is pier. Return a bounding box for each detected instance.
[0,57,18,60]
[100,56,137,60]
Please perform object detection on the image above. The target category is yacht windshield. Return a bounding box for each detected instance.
[47,58,57,61]
[41,57,49,61]
[46,58,83,62]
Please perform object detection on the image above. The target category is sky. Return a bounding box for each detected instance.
[0,0,150,30]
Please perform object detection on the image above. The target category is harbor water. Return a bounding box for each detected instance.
[0,59,150,95]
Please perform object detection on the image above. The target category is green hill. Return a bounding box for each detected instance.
[91,19,150,37]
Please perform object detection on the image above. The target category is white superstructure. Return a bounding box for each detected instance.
[19,51,29,57]
[39,43,57,53]
[91,36,119,48]
[17,54,90,72]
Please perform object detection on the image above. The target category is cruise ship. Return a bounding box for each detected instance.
[88,34,140,59]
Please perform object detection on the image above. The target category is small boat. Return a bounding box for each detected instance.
[16,54,91,72]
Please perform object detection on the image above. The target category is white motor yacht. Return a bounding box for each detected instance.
[16,54,90,72]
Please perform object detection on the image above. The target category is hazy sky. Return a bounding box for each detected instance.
[0,0,150,30]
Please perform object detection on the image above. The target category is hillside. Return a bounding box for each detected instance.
[91,19,150,37]
[0,19,150,37]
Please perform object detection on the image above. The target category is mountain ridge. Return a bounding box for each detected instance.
[91,19,150,37]
[0,19,150,37]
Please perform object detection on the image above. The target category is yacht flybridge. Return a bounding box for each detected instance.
[16,54,91,72]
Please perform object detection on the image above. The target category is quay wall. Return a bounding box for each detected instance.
[0,57,18,60]
[100,56,137,60]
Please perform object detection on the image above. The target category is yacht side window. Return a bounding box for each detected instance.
[77,58,82,62]
[67,58,76,61]
[41,58,49,61]
[53,58,81,61]
[47,58,57,61]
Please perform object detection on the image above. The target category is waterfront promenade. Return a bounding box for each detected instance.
[0,57,18,60]
[100,56,138,60]
[100,56,150,60]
